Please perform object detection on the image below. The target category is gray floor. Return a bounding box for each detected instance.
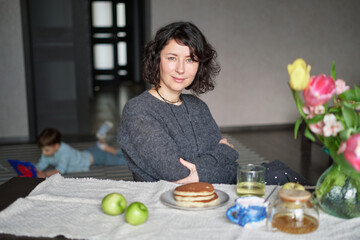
[0,128,329,186]
[0,132,264,185]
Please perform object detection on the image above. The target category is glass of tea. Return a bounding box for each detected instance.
[236,163,266,198]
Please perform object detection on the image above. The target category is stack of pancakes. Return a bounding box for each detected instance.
[174,182,220,207]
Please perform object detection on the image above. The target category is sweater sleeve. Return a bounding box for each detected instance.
[182,97,238,183]
[194,143,238,184]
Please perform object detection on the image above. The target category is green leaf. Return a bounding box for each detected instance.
[304,127,316,142]
[339,90,354,100]
[316,166,343,198]
[342,104,358,129]
[339,86,360,101]
[343,101,355,109]
[331,61,337,81]
[291,88,306,119]
[330,153,356,173]
[329,107,341,114]
[355,85,360,100]
[339,128,355,141]
[307,114,324,124]
[324,136,339,150]
[294,118,303,139]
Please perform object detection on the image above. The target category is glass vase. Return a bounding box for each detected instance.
[315,163,360,219]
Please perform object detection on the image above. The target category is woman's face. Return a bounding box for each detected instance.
[159,39,199,94]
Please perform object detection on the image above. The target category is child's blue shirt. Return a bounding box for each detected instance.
[36,142,91,174]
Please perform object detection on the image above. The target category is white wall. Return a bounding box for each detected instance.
[151,0,360,127]
[0,0,29,140]
[1,0,359,142]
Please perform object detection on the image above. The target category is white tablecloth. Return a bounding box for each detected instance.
[0,174,359,240]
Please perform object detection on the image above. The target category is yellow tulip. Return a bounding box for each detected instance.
[287,58,311,90]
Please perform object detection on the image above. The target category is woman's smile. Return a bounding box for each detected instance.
[172,76,186,83]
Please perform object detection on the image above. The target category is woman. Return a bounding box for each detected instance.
[118,22,238,184]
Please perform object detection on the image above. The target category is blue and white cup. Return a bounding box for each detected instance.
[226,196,268,228]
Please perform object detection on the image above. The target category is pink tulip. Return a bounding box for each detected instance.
[344,133,360,171]
[303,74,336,106]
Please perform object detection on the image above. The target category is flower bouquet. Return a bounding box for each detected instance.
[288,58,360,218]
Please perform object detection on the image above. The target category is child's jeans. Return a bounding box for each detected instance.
[86,147,126,166]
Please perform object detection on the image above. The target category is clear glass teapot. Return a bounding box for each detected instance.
[267,189,319,234]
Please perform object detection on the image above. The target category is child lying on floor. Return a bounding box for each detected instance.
[36,122,126,178]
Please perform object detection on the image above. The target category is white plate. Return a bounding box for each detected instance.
[160,189,230,210]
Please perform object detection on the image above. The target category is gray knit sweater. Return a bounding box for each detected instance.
[118,91,238,183]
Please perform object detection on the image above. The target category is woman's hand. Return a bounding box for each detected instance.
[173,158,199,184]
[219,138,234,148]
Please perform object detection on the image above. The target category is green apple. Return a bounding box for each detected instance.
[125,202,149,225]
[282,182,305,191]
[101,193,127,216]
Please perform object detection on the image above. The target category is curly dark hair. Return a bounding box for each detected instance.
[38,128,62,148]
[142,22,220,95]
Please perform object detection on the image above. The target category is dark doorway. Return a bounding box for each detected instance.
[24,0,92,138]
[22,0,147,142]
[88,0,147,138]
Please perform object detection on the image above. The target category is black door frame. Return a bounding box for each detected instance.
[21,0,150,143]
[20,0,92,141]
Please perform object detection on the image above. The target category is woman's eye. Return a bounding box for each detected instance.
[186,59,194,63]
[168,57,176,61]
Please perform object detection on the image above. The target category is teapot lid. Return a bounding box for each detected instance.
[278,189,311,202]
